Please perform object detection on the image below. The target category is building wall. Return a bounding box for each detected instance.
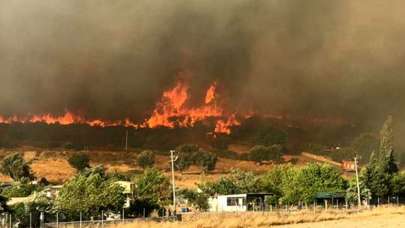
[208,194,247,212]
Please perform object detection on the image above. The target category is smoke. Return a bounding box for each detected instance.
[1,0,405,136]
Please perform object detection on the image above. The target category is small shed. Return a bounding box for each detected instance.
[208,193,272,212]
[315,192,346,208]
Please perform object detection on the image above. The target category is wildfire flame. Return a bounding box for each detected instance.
[144,81,239,134]
[0,81,240,134]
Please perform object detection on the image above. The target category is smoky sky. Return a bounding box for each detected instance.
[1,0,405,130]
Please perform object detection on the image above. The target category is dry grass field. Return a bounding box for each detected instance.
[106,207,405,228]
[0,149,276,186]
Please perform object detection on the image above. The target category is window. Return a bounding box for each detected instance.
[227,197,246,206]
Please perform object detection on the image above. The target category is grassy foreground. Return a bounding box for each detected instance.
[107,206,405,228]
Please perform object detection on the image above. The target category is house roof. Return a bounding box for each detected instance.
[315,192,346,199]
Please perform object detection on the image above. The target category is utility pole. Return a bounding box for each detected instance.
[170,150,178,215]
[354,155,361,208]
[125,130,128,152]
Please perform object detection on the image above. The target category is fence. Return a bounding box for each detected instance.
[0,200,403,228]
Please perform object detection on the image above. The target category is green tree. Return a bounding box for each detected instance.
[68,153,90,171]
[198,169,259,195]
[362,116,399,198]
[198,151,217,172]
[278,165,302,204]
[248,145,283,163]
[175,144,199,171]
[178,189,209,211]
[175,144,217,172]
[392,172,405,197]
[259,165,287,204]
[295,163,346,203]
[255,127,288,146]
[1,182,39,198]
[55,166,125,218]
[0,153,33,181]
[137,150,155,169]
[131,168,170,216]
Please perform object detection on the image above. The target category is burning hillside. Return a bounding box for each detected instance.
[0,80,242,135]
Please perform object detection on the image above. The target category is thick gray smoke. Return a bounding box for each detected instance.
[1,0,405,134]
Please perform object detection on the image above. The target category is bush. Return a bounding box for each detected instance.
[0,153,33,181]
[198,152,217,172]
[1,183,39,198]
[175,144,217,171]
[68,153,90,171]
[137,150,155,169]
[255,127,288,146]
[248,145,283,163]
[179,189,209,211]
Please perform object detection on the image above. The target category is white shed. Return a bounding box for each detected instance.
[208,193,272,212]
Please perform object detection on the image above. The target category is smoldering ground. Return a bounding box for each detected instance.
[1,0,405,136]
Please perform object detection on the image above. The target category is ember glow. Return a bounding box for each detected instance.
[0,81,241,134]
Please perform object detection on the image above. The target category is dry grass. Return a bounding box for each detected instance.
[106,207,405,228]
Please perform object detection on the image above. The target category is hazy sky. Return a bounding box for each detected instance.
[1,0,405,133]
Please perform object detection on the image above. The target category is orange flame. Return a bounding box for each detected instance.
[144,81,234,132]
[205,82,216,104]
[0,81,241,134]
[0,112,138,128]
[214,114,241,135]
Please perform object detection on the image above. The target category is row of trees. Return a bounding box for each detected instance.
[197,164,347,206]
[359,116,402,200]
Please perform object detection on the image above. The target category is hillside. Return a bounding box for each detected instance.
[0,147,353,188]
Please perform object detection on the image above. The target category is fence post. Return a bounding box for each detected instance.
[80,211,82,228]
[29,212,32,228]
[56,212,59,228]
[313,201,316,214]
[397,196,399,206]
[122,207,125,222]
[9,214,11,228]
[101,210,104,228]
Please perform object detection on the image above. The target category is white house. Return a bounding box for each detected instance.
[208,193,272,212]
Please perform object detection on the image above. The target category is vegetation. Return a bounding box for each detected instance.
[0,153,33,181]
[137,150,155,169]
[200,164,346,205]
[55,166,125,219]
[248,145,283,163]
[198,169,260,195]
[361,116,399,199]
[1,182,40,198]
[255,126,288,146]
[179,189,209,211]
[68,153,90,171]
[130,168,170,217]
[175,144,217,172]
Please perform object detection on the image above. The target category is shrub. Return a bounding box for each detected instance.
[175,144,217,171]
[179,189,209,211]
[248,145,283,163]
[137,150,155,169]
[255,127,288,146]
[198,151,217,172]
[1,183,39,198]
[0,153,33,181]
[68,153,90,171]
